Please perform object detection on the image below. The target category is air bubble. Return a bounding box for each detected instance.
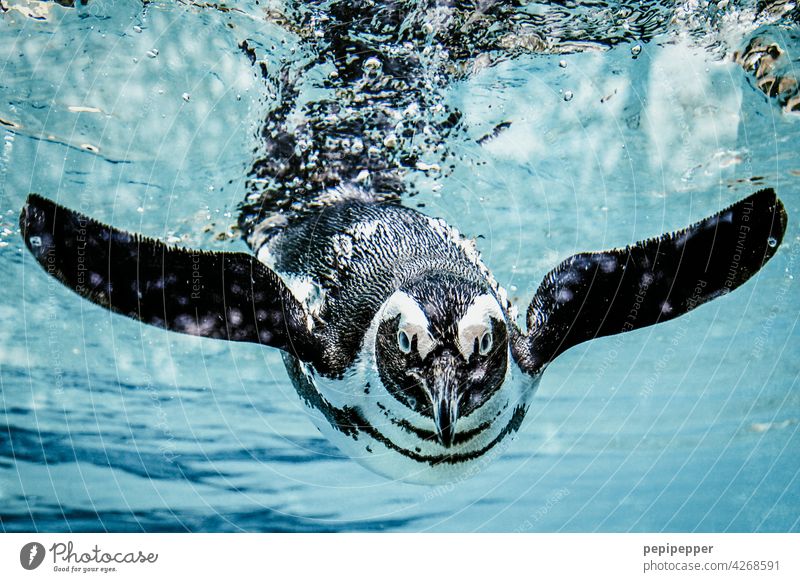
[559,60,567,68]
[29,236,42,248]
[563,90,574,102]
[363,57,382,73]
[182,93,190,102]
[133,25,142,33]
[768,236,778,247]
[404,102,419,117]
[146,49,159,58]
[631,44,642,58]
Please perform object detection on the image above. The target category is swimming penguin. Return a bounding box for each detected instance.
[19,186,786,484]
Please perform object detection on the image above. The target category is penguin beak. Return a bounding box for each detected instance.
[426,353,460,448]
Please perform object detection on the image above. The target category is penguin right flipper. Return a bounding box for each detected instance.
[20,194,320,363]
[512,188,787,374]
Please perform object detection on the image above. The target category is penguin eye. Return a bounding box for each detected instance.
[397,329,412,354]
[479,331,493,356]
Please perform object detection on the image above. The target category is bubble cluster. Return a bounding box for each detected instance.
[236,0,789,241]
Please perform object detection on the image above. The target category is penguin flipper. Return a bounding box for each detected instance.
[20,194,318,362]
[513,188,787,374]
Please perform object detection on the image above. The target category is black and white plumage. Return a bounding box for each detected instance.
[19,186,787,483]
[14,0,792,484]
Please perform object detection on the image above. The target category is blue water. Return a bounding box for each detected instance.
[1,1,799,532]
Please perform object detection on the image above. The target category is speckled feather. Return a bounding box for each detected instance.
[19,194,318,361]
[257,194,514,377]
[517,188,787,372]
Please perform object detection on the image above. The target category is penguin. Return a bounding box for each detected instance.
[12,0,792,484]
[19,185,787,484]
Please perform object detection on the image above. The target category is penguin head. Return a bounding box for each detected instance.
[374,272,509,447]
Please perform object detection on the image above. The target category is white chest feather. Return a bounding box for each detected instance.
[284,319,539,485]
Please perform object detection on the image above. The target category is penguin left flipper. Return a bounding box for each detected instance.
[19,194,319,362]
[513,188,788,374]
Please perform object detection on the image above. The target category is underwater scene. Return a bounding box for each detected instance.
[1,0,799,532]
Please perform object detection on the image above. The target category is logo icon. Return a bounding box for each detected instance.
[20,542,46,570]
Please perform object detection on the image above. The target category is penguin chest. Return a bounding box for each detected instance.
[281,351,539,485]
